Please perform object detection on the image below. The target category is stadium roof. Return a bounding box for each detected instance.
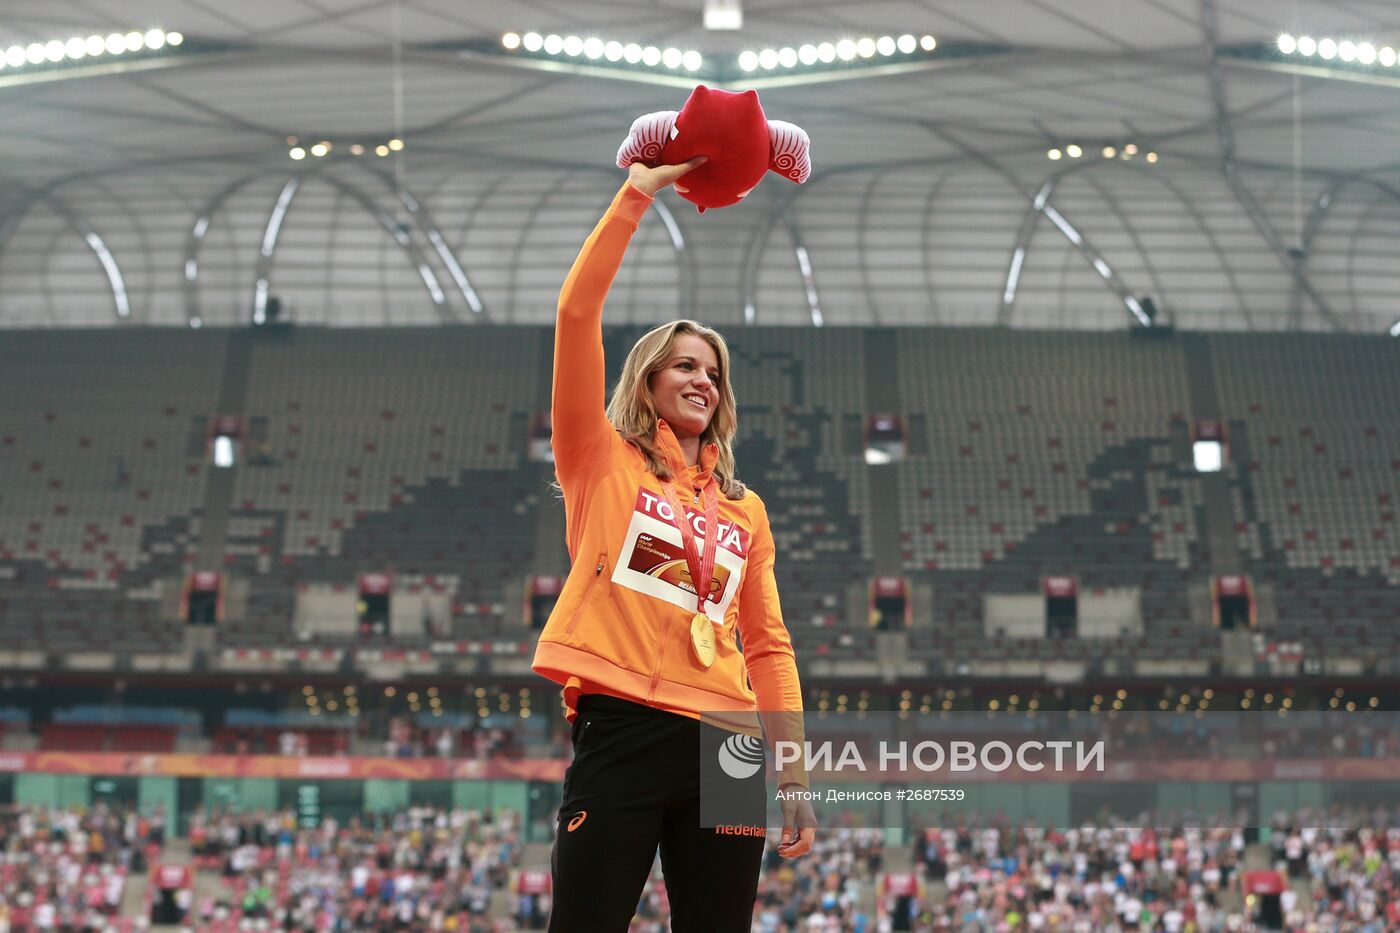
[1,0,1398,332]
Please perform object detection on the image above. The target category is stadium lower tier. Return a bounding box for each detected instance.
[1,797,1395,932]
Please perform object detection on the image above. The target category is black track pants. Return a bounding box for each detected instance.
[548,694,768,932]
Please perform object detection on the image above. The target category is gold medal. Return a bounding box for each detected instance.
[689,611,715,668]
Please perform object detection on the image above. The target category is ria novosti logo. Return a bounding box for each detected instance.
[717,734,766,779]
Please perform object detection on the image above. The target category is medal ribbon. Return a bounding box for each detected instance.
[659,479,720,616]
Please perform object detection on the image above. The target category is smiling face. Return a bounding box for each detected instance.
[648,333,721,441]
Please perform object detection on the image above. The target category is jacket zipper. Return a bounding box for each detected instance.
[563,554,606,638]
[647,607,678,702]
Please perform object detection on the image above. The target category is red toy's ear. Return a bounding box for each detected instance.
[616,110,680,167]
[767,120,812,183]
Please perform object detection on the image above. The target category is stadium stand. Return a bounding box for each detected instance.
[908,821,1248,929]
[0,330,224,653]
[223,327,549,647]
[7,799,1400,930]
[627,827,883,932]
[893,329,1210,664]
[1213,334,1400,656]
[188,805,522,931]
[549,806,1400,930]
[39,723,178,754]
[727,327,874,644]
[0,803,158,931]
[43,705,198,753]
[902,811,1400,931]
[1,327,1393,672]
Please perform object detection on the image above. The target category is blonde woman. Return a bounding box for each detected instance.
[532,159,816,931]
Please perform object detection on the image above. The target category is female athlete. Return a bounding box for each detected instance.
[531,158,817,931]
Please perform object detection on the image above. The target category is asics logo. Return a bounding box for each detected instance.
[566,811,588,832]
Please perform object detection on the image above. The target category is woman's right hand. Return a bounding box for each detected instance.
[627,156,707,197]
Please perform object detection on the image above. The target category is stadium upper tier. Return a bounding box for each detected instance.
[893,329,1206,664]
[0,327,1395,670]
[0,330,227,653]
[224,327,546,646]
[1214,334,1400,655]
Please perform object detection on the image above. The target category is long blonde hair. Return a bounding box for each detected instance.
[606,320,747,500]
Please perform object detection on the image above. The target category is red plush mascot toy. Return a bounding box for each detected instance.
[615,85,812,212]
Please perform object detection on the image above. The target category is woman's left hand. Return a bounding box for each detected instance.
[776,792,817,858]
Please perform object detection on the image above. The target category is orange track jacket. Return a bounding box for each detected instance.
[531,182,804,732]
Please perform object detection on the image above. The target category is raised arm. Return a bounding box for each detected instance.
[551,159,706,477]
